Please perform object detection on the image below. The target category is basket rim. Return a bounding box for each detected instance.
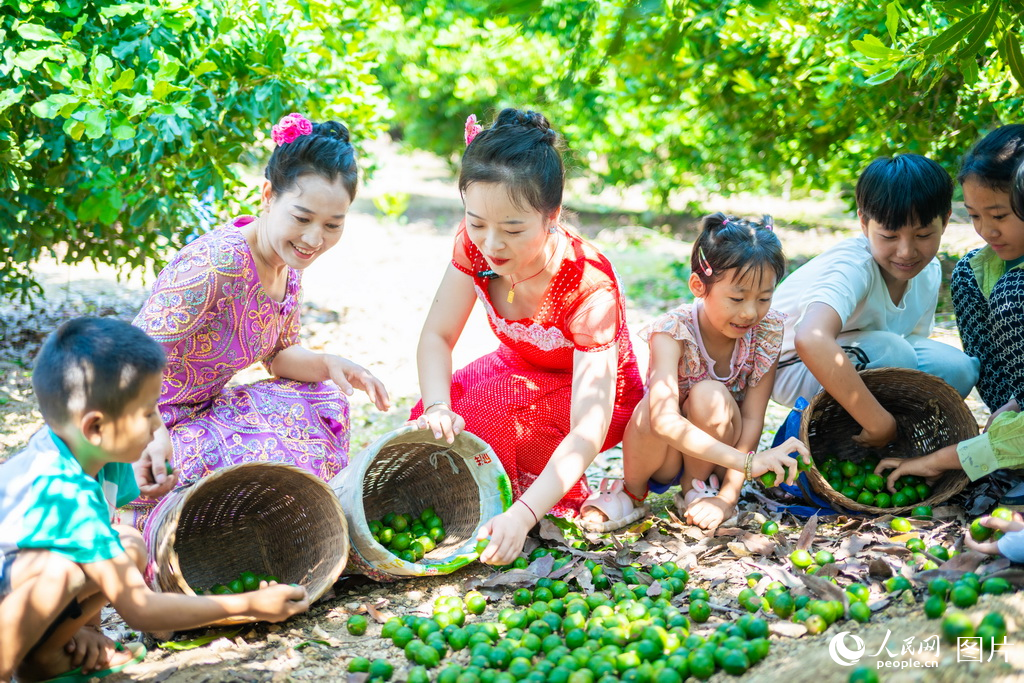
[797,367,978,513]
[149,461,348,601]
[336,425,510,578]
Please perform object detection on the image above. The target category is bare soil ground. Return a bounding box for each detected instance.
[1,143,1017,683]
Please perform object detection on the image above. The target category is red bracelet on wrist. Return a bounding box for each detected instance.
[517,499,538,524]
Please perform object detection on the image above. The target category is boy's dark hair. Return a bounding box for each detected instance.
[958,124,1024,195]
[692,213,786,288]
[1013,159,1024,221]
[264,120,358,199]
[459,108,565,216]
[32,318,166,426]
[856,154,953,231]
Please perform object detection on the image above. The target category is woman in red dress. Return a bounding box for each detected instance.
[412,109,643,565]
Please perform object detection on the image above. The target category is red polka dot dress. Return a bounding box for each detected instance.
[412,224,643,516]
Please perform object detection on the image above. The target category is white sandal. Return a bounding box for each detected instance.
[578,478,648,533]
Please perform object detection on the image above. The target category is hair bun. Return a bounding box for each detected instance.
[494,108,555,137]
[312,120,351,144]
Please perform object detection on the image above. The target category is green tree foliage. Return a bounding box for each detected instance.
[0,0,387,299]
[373,0,1022,207]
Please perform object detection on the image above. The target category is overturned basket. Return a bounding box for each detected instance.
[144,462,348,625]
[331,425,512,582]
[801,367,977,514]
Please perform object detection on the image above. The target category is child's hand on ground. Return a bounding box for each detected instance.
[963,513,1024,555]
[325,355,390,411]
[134,426,178,499]
[64,624,118,674]
[415,405,466,444]
[750,437,811,486]
[875,452,948,493]
[685,496,734,530]
[985,397,1020,431]
[476,504,535,566]
[852,412,898,449]
[247,583,309,622]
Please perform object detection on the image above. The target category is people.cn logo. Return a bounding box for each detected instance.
[829,631,866,666]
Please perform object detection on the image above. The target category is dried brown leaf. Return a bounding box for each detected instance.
[727,542,753,558]
[770,621,808,638]
[740,533,776,557]
[538,518,570,546]
[481,569,537,588]
[912,569,966,585]
[646,581,665,598]
[938,550,988,573]
[751,562,804,590]
[528,554,554,577]
[873,544,912,557]
[838,560,870,579]
[715,527,746,538]
[796,515,818,551]
[666,509,686,527]
[838,518,865,535]
[868,558,894,579]
[574,566,595,594]
[836,535,869,560]
[867,597,890,611]
[632,571,654,586]
[549,559,579,580]
[799,573,847,605]
[978,557,1011,576]
[364,604,388,624]
[982,568,1024,587]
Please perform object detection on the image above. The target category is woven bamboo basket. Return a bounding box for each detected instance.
[800,367,977,514]
[143,462,348,625]
[330,425,512,581]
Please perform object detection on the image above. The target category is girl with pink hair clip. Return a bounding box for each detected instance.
[126,114,390,528]
[581,213,811,531]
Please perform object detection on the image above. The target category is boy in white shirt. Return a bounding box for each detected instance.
[772,154,979,448]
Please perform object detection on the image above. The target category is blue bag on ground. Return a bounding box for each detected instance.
[767,397,849,517]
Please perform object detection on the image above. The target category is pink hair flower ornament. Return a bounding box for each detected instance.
[271,113,313,145]
[464,114,482,146]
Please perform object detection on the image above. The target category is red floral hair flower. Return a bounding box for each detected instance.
[271,113,313,145]
[464,114,482,146]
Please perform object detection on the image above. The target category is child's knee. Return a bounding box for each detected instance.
[114,525,147,570]
[939,353,980,398]
[849,331,917,369]
[684,381,739,438]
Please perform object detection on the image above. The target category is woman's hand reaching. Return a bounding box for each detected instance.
[325,355,390,411]
[414,403,465,444]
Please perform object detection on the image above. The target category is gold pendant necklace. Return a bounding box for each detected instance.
[507,230,562,304]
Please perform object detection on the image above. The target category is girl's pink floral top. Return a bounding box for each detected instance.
[640,302,785,403]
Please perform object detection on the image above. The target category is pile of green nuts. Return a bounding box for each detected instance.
[371,507,447,562]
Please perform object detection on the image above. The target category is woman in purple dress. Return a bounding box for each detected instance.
[126,115,389,527]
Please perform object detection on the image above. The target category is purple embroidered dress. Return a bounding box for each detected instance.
[126,218,349,524]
